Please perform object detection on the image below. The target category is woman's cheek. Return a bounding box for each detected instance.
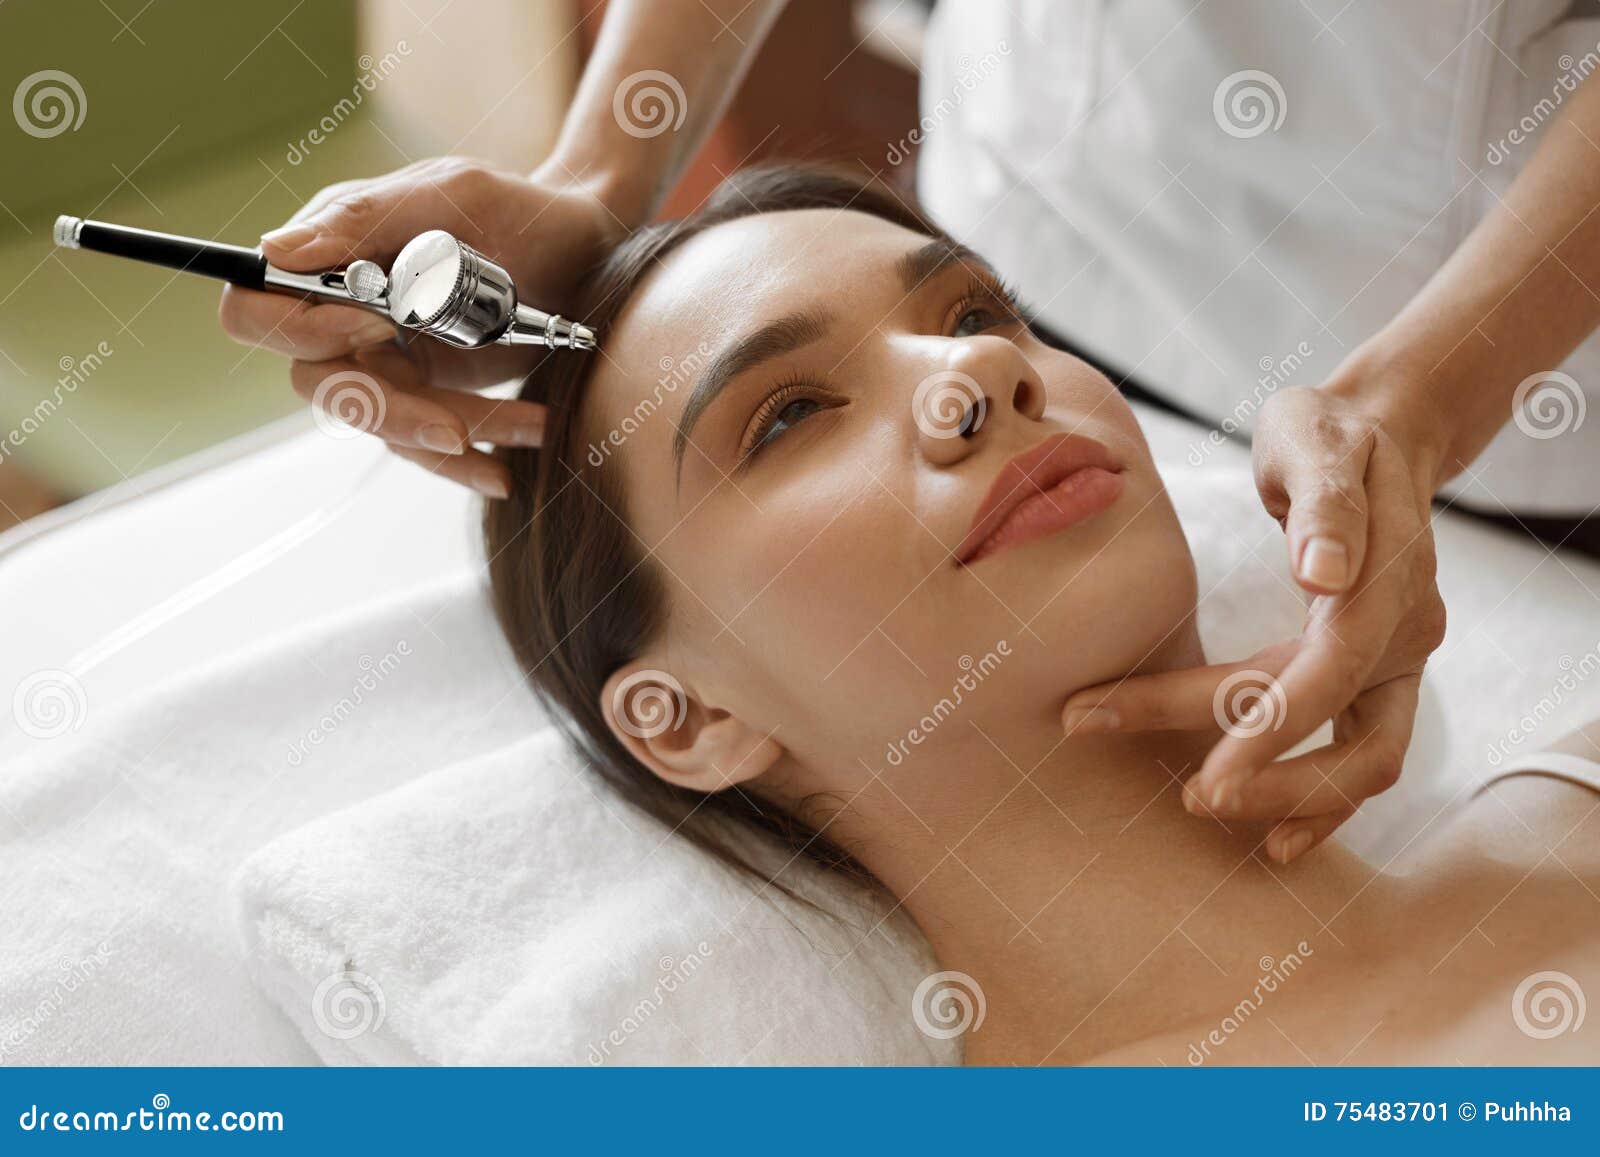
[743,483,914,658]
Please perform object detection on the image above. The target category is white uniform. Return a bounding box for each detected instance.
[919,0,1600,514]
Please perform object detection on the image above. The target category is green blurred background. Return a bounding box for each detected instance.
[0,0,575,526]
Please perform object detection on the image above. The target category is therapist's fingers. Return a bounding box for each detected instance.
[218,284,398,360]
[1253,387,1377,596]
[1188,675,1420,821]
[258,161,494,271]
[1192,439,1436,801]
[387,443,510,499]
[1061,640,1298,734]
[1263,807,1357,865]
[355,343,546,447]
[289,355,470,455]
[290,349,545,466]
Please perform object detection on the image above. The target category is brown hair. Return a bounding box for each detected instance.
[484,164,943,897]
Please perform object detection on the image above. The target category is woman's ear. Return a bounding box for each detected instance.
[599,662,783,792]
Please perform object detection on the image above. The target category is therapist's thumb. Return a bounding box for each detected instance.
[1279,465,1370,596]
[260,180,449,272]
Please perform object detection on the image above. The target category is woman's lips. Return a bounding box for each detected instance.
[954,433,1125,567]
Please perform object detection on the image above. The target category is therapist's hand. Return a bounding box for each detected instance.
[1060,382,1447,863]
[218,156,624,497]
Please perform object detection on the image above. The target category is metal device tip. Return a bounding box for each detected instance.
[53,215,83,249]
[570,322,597,351]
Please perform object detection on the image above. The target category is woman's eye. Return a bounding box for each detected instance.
[752,396,824,452]
[953,305,1002,337]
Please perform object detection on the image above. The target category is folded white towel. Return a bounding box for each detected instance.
[234,727,956,1066]
[0,571,545,1064]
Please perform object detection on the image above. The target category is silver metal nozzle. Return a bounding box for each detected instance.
[54,214,83,249]
[503,306,599,350]
[542,315,596,350]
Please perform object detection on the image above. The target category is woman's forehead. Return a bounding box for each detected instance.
[612,208,925,360]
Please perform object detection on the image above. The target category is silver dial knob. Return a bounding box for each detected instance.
[344,259,388,303]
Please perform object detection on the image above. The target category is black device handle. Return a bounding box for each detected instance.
[73,219,267,289]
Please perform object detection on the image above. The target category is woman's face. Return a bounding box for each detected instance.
[582,207,1196,782]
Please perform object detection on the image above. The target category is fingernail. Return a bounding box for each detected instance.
[1300,536,1348,589]
[1062,706,1120,734]
[416,425,465,455]
[508,423,545,448]
[1209,776,1245,815]
[260,223,319,252]
[1279,830,1314,863]
[476,471,510,500]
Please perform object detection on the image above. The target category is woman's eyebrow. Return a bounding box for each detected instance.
[672,307,834,479]
[896,239,997,293]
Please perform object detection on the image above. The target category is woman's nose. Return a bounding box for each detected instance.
[911,336,1045,466]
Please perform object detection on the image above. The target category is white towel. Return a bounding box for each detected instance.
[234,729,955,1066]
[0,573,546,1064]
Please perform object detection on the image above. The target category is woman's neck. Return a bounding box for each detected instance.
[824,636,1409,1064]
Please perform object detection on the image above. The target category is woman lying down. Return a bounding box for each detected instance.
[484,165,1599,1066]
